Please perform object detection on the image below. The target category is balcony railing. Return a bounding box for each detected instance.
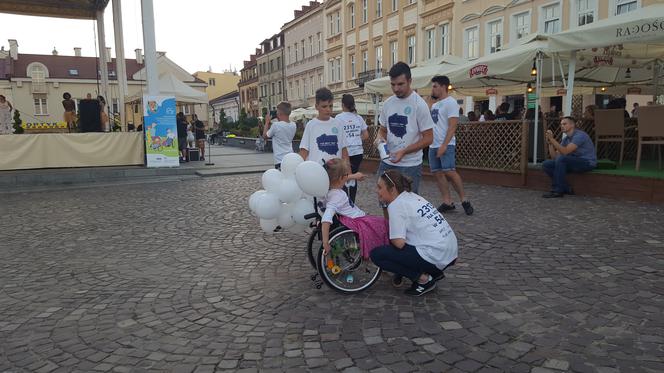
[355,69,387,87]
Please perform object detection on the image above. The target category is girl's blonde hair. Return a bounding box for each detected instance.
[324,158,351,184]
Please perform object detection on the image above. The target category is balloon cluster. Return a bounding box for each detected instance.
[248,153,330,233]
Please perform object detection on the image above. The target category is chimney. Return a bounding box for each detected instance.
[135,48,143,64]
[74,47,81,57]
[9,39,18,60]
[52,47,58,56]
[106,47,112,61]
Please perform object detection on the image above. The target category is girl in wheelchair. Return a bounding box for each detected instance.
[321,158,389,258]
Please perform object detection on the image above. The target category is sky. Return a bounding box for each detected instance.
[0,0,311,74]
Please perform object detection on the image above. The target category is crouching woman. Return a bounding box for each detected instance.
[370,170,458,296]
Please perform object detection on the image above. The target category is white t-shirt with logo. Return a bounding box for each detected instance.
[387,192,458,269]
[300,117,348,164]
[335,112,368,157]
[266,120,296,164]
[321,189,366,223]
[430,96,459,148]
[379,92,434,167]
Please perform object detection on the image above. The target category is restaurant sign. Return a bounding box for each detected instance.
[469,64,488,78]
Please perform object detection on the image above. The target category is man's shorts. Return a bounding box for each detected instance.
[428,145,456,172]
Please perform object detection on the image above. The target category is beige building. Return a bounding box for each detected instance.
[323,0,456,100]
[193,70,240,101]
[238,54,259,117]
[452,0,656,113]
[283,1,325,108]
[257,33,286,113]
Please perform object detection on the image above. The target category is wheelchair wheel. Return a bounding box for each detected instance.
[306,227,319,269]
[316,226,381,294]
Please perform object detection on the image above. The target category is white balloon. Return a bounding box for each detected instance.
[293,198,315,225]
[294,161,330,198]
[260,218,278,233]
[255,193,281,219]
[277,203,295,229]
[281,153,304,177]
[277,179,302,203]
[249,190,267,213]
[262,169,283,192]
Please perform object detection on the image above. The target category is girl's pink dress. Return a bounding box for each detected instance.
[339,215,389,259]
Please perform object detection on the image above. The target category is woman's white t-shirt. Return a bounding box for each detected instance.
[379,92,434,167]
[321,189,366,223]
[387,192,458,269]
[335,112,368,157]
[300,117,348,164]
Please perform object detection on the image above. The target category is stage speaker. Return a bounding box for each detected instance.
[78,99,102,132]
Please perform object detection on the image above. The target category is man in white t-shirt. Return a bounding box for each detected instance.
[299,88,349,164]
[376,62,434,193]
[429,75,474,215]
[263,101,296,169]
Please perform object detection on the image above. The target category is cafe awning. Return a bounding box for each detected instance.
[0,0,109,20]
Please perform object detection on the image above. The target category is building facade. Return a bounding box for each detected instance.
[238,54,259,117]
[193,70,240,101]
[209,91,240,130]
[283,1,325,109]
[257,33,286,113]
[0,40,208,130]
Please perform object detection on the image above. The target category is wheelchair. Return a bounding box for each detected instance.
[304,198,382,294]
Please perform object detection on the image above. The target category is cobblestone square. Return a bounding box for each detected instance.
[1,175,663,373]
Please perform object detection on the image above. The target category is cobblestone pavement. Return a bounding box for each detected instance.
[1,174,663,373]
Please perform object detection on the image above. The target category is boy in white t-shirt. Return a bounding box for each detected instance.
[299,87,350,164]
[376,62,434,194]
[429,75,473,215]
[263,101,296,169]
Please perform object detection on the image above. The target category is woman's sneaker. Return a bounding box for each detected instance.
[405,277,437,296]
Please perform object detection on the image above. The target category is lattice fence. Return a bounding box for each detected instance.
[363,121,529,175]
[542,117,640,161]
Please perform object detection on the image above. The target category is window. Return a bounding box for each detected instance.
[289,82,293,98]
[487,19,503,54]
[319,74,323,89]
[464,26,479,59]
[68,69,79,76]
[278,81,282,94]
[349,4,355,28]
[296,80,301,98]
[271,82,275,95]
[287,47,291,64]
[310,77,314,96]
[576,0,595,26]
[270,60,274,73]
[329,61,334,82]
[375,46,383,70]
[336,58,342,82]
[112,99,119,114]
[376,0,382,18]
[392,0,398,11]
[309,36,314,56]
[408,0,416,4]
[295,43,299,62]
[439,23,449,56]
[407,35,416,64]
[616,0,638,15]
[317,33,322,53]
[329,15,334,35]
[33,95,47,115]
[303,79,308,98]
[390,41,398,66]
[362,50,368,72]
[350,54,356,78]
[276,57,281,70]
[301,39,305,59]
[182,104,191,115]
[542,3,561,34]
[336,11,341,34]
[362,0,368,23]
[425,28,435,60]
[513,12,530,40]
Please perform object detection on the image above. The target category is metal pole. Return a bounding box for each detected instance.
[96,10,110,117]
[653,60,660,104]
[532,52,543,164]
[141,0,159,96]
[564,50,577,116]
[112,0,128,130]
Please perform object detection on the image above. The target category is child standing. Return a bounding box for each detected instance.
[321,158,388,258]
[263,102,296,169]
[299,88,349,164]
